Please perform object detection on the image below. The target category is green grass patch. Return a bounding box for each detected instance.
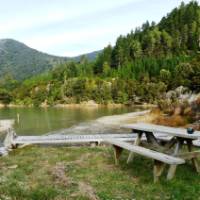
[0,146,199,199]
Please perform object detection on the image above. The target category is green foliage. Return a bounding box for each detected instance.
[0,88,12,104]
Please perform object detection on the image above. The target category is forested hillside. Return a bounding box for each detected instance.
[0,1,200,106]
[0,39,68,80]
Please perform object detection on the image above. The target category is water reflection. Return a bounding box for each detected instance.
[0,107,141,136]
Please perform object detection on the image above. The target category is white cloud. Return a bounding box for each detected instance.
[0,0,140,34]
[23,25,124,56]
[0,0,197,56]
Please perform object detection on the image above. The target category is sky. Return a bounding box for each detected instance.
[0,0,198,57]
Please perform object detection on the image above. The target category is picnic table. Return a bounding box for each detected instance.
[106,123,200,182]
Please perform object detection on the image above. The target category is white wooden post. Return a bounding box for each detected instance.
[0,120,16,149]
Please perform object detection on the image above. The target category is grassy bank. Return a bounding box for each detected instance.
[0,145,200,200]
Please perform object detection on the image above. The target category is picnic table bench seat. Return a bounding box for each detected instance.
[105,139,185,182]
[105,139,185,165]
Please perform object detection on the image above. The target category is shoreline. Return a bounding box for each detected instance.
[0,102,157,109]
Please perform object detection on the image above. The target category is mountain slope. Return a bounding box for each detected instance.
[72,50,102,62]
[0,39,101,80]
[0,39,68,80]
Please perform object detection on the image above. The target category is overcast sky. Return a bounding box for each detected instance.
[0,0,198,56]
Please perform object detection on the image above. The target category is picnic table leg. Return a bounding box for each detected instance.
[186,139,200,173]
[145,132,160,147]
[164,137,177,150]
[127,132,143,164]
[153,160,165,183]
[113,145,123,165]
[167,139,182,180]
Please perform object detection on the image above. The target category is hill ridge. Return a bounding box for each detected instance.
[0,38,100,80]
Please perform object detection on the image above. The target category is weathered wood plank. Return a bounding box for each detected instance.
[13,134,140,145]
[122,123,200,140]
[3,129,16,149]
[193,140,200,147]
[167,139,183,180]
[186,139,200,173]
[105,139,185,165]
[127,132,143,163]
[153,160,165,183]
[14,133,173,145]
[113,145,123,165]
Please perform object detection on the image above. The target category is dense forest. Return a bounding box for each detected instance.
[0,1,200,106]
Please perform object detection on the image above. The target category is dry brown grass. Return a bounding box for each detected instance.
[153,114,187,127]
[50,162,73,187]
[75,181,100,200]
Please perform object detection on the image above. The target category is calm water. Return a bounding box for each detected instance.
[0,107,140,136]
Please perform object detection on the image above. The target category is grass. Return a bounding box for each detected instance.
[0,146,199,200]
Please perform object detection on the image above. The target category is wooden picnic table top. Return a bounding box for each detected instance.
[121,123,200,140]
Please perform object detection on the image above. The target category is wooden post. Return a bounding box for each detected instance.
[113,145,123,165]
[145,132,160,147]
[164,137,177,150]
[90,142,98,147]
[167,139,182,180]
[186,139,200,173]
[0,119,16,149]
[127,132,143,164]
[4,128,16,149]
[153,160,165,183]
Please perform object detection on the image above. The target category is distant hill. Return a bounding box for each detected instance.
[0,39,101,80]
[73,50,102,62]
